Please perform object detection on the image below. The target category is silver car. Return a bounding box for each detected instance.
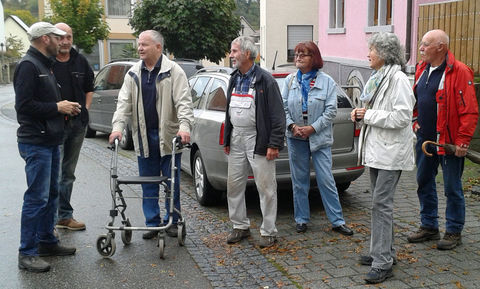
[180,67,365,205]
[86,59,203,149]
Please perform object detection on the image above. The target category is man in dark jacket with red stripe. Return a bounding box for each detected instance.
[408,29,478,250]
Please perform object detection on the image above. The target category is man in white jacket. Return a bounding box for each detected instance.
[109,30,194,239]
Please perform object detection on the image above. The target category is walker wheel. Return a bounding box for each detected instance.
[177,221,186,246]
[121,219,132,245]
[96,234,116,257]
[158,237,165,259]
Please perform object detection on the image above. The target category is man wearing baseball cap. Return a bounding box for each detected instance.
[14,21,81,272]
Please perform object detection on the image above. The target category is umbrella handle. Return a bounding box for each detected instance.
[421,140,440,157]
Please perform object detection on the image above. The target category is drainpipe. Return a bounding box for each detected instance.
[405,0,413,63]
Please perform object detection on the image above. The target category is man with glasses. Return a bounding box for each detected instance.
[223,36,285,248]
[14,22,81,272]
[408,29,478,250]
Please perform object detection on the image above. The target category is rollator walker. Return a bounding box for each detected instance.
[96,136,188,259]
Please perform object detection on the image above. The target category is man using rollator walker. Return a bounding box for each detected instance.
[109,30,194,241]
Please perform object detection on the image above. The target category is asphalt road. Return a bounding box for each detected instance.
[0,84,212,289]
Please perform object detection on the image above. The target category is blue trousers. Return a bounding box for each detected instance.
[18,143,59,256]
[287,138,346,226]
[416,135,465,233]
[57,119,86,221]
[138,129,181,227]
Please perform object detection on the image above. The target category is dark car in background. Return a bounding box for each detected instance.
[180,67,365,205]
[85,59,203,149]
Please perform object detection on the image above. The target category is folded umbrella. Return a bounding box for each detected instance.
[422,140,480,164]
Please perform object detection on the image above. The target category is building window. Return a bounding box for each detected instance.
[328,0,345,34]
[287,25,313,62]
[108,40,136,62]
[107,0,131,17]
[365,0,393,33]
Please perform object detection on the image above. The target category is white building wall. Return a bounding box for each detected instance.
[260,0,318,70]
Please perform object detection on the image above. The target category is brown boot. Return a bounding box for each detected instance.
[407,227,440,243]
[437,232,462,250]
[56,218,86,231]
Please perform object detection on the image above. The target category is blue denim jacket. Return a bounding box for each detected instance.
[282,70,337,152]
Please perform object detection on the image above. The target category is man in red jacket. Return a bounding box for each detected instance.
[408,29,478,250]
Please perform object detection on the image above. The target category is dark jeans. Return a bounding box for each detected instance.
[137,129,181,227]
[18,143,59,256]
[57,119,86,221]
[415,134,465,233]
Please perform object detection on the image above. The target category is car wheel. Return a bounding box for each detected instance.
[336,182,351,192]
[193,150,218,206]
[119,125,134,150]
[85,125,96,138]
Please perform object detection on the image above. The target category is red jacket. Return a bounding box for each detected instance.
[413,50,478,155]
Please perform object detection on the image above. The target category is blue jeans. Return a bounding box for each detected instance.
[57,119,86,221]
[287,138,346,226]
[138,129,181,227]
[18,143,60,256]
[416,135,465,233]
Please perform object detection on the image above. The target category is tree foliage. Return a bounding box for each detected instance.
[45,0,109,54]
[5,35,25,58]
[4,8,38,26]
[130,0,241,62]
[234,0,259,29]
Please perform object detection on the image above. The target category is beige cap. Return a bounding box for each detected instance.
[28,22,66,41]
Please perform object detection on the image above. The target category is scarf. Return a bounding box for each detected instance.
[360,65,390,105]
[297,69,318,112]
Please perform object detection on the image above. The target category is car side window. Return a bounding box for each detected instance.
[206,79,227,112]
[94,67,110,91]
[106,65,127,90]
[191,76,210,108]
[336,87,352,108]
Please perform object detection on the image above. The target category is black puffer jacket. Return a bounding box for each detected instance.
[224,65,286,155]
[14,47,64,146]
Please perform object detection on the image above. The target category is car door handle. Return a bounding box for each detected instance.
[97,99,102,103]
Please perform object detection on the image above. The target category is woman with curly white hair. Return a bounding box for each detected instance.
[351,32,415,284]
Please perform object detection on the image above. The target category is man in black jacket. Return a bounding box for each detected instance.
[14,22,80,273]
[53,23,94,231]
[223,36,285,248]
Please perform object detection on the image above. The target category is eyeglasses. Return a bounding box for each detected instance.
[294,53,312,59]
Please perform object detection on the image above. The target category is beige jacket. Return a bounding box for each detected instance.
[112,56,194,157]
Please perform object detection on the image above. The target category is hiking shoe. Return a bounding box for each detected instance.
[166,224,178,237]
[56,218,86,231]
[407,227,440,243]
[38,243,76,257]
[364,267,393,284]
[226,228,250,244]
[18,254,50,273]
[359,255,397,266]
[142,230,158,239]
[296,223,307,233]
[259,236,277,248]
[437,232,462,250]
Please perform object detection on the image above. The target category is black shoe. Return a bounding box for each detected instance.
[359,255,398,266]
[18,254,50,273]
[332,224,354,236]
[365,267,393,284]
[38,243,76,257]
[142,230,158,239]
[296,223,307,233]
[166,224,178,237]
